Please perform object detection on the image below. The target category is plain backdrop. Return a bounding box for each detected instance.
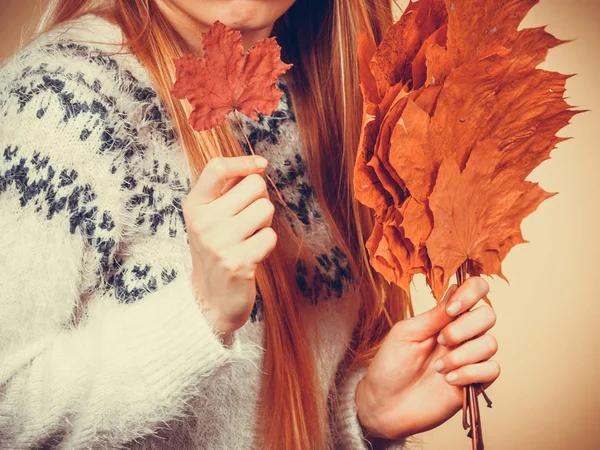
[1,0,599,449]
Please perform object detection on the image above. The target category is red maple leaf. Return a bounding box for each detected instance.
[171,21,293,131]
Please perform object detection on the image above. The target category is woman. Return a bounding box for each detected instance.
[0,0,500,448]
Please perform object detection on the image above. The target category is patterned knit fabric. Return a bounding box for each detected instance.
[0,14,409,450]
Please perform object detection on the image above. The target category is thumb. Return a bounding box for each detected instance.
[396,284,458,341]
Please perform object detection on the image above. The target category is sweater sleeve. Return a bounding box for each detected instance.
[335,367,410,450]
[0,53,255,449]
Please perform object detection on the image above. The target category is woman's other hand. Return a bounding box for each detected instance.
[355,276,500,440]
[183,155,276,336]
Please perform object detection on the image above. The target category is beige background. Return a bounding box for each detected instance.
[2,1,599,449]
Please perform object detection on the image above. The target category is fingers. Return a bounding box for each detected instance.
[191,156,268,205]
[441,283,459,305]
[441,360,501,387]
[437,304,496,347]
[392,284,459,341]
[434,334,498,374]
[209,226,277,283]
[215,173,269,216]
[219,175,244,196]
[390,276,490,343]
[444,276,490,317]
[231,226,278,266]
[209,197,275,248]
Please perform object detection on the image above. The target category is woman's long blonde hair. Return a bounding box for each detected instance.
[38,0,411,448]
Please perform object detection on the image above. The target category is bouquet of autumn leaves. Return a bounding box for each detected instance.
[355,0,579,305]
[354,0,580,447]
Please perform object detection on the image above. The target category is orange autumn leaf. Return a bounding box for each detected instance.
[425,0,564,87]
[354,0,582,304]
[171,20,292,131]
[425,141,556,300]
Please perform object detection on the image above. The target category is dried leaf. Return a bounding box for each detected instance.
[370,0,447,95]
[354,0,582,303]
[425,0,544,85]
[171,21,292,131]
[425,141,556,299]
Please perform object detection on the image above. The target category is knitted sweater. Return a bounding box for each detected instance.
[0,14,409,450]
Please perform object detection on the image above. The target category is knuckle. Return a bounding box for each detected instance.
[220,256,244,274]
[257,197,275,215]
[248,173,267,192]
[206,157,227,177]
[264,226,277,240]
[263,227,278,248]
[247,156,261,172]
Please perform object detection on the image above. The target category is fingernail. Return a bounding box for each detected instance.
[446,372,458,383]
[446,301,461,316]
[437,333,446,346]
[255,157,268,169]
[434,359,445,372]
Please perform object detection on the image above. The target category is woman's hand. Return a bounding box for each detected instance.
[355,276,500,440]
[183,155,277,336]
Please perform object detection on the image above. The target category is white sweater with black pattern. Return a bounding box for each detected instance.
[0,14,409,450]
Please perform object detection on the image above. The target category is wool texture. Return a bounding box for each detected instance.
[0,14,410,450]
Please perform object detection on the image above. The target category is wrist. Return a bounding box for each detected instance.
[192,290,238,344]
[356,376,385,439]
[201,301,244,337]
[203,307,235,342]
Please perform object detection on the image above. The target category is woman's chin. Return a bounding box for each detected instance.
[155,0,295,46]
[195,0,295,32]
[215,4,282,31]
[219,18,273,33]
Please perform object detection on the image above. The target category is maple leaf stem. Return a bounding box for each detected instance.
[456,260,490,450]
[231,110,303,231]
[232,110,255,157]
